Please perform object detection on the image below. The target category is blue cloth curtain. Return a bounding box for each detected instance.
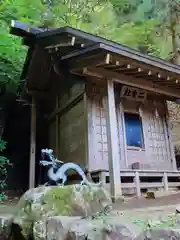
[124,113,143,148]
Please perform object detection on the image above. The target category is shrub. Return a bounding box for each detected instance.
[0,139,11,201]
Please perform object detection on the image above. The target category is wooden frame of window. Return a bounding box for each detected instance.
[124,112,145,150]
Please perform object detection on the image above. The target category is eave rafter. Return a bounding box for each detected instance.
[59,44,180,94]
[80,66,180,99]
[9,21,180,97]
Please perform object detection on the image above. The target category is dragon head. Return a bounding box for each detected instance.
[41,149,54,160]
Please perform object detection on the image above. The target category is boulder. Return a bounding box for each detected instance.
[12,183,111,238]
[0,214,13,239]
[33,215,143,240]
[136,213,180,240]
[137,228,180,239]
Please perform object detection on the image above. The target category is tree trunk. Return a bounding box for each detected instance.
[169,6,180,64]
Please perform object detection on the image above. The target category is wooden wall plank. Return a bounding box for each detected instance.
[58,100,86,167]
[86,97,97,171]
[117,101,128,168]
[139,105,151,164]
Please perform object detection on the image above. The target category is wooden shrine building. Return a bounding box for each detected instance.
[10,21,180,199]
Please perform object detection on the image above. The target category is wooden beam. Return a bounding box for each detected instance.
[29,96,36,189]
[83,67,180,99]
[152,80,177,84]
[48,92,84,121]
[61,43,102,60]
[103,79,122,201]
[63,42,180,79]
[99,44,180,76]
[66,53,107,70]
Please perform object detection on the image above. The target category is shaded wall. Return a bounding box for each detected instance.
[35,105,49,186]
[3,98,30,192]
[2,97,50,191]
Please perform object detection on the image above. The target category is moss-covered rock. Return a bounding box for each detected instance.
[12,183,111,238]
[0,214,13,238]
[33,215,143,240]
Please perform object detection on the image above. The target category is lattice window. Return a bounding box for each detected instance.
[94,97,108,162]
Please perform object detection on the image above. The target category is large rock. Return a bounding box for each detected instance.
[33,215,143,240]
[0,214,13,238]
[136,213,180,240]
[13,184,111,238]
[137,228,180,239]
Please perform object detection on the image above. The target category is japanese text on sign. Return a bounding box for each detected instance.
[120,86,147,102]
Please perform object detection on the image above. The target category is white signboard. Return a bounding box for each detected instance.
[120,86,147,102]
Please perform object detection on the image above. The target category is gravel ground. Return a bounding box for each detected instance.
[113,192,180,210]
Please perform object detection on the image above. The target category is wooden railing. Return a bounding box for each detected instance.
[90,169,180,198]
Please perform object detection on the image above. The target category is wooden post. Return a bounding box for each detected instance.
[29,96,36,189]
[55,96,59,157]
[165,101,177,170]
[163,172,168,192]
[83,92,90,170]
[99,171,106,185]
[134,171,141,198]
[103,79,122,201]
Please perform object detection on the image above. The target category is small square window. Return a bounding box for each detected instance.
[124,112,144,148]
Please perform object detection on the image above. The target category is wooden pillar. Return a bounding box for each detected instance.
[29,96,36,189]
[83,92,89,169]
[165,101,177,170]
[103,79,122,201]
[55,96,59,157]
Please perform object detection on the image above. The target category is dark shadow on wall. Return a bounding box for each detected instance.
[35,104,49,187]
[3,97,30,193]
[2,95,49,194]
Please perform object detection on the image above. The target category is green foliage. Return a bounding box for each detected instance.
[0,139,11,201]
[0,0,45,92]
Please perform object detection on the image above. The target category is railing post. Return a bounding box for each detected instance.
[99,171,106,185]
[134,171,141,198]
[163,172,168,192]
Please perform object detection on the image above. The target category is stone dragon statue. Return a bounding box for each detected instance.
[39,149,93,186]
